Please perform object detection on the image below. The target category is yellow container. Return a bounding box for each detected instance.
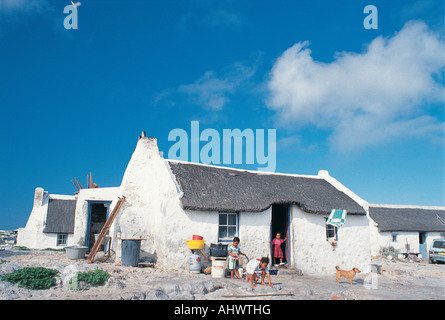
[186,239,205,250]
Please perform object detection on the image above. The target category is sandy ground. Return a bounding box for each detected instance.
[1,246,444,300]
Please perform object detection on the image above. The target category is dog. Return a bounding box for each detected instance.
[335,266,360,285]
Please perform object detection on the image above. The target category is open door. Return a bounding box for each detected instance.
[85,201,110,252]
[419,232,427,260]
[271,204,290,266]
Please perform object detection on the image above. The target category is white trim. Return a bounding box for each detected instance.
[370,203,445,210]
[48,194,76,200]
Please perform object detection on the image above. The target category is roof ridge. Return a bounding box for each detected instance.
[166,159,322,180]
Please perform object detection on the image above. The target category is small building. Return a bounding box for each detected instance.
[17,187,119,250]
[17,189,77,249]
[369,204,445,259]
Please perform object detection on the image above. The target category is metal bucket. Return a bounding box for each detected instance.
[65,246,88,260]
[189,252,202,274]
[121,239,141,267]
[94,234,110,245]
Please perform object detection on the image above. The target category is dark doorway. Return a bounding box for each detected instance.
[86,202,109,251]
[271,204,290,266]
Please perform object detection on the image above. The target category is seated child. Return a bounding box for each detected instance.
[245,257,273,288]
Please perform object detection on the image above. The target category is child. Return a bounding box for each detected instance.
[228,237,246,280]
[272,233,287,266]
[245,257,273,288]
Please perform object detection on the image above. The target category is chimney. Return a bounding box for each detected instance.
[318,170,330,177]
[139,131,146,140]
[33,187,45,209]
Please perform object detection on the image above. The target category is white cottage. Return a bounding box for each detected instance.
[17,187,119,250]
[17,188,77,249]
[369,204,445,259]
[18,134,373,274]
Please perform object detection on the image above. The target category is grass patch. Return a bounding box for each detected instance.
[0,267,59,290]
[14,246,30,251]
[68,269,111,290]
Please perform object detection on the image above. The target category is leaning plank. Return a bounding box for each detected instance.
[87,196,126,263]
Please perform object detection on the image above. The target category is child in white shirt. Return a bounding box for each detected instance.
[245,257,273,288]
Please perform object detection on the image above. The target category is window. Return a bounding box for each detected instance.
[392,233,398,242]
[419,232,425,245]
[218,213,238,241]
[432,240,445,249]
[325,218,338,240]
[57,233,68,246]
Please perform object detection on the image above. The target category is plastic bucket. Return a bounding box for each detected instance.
[192,235,203,240]
[189,252,202,274]
[65,246,88,260]
[121,239,141,267]
[211,258,226,278]
[186,239,205,250]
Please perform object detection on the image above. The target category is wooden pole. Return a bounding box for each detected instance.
[72,180,80,192]
[90,172,93,188]
[87,174,90,189]
[75,177,83,189]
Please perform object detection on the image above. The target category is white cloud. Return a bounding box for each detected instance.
[158,56,260,111]
[202,9,245,29]
[266,21,444,151]
[178,71,235,111]
[0,0,48,14]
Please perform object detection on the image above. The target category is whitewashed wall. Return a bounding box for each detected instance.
[370,224,419,256]
[238,209,272,261]
[370,228,444,258]
[291,206,371,274]
[72,187,119,246]
[17,188,47,248]
[109,137,185,269]
[17,189,76,249]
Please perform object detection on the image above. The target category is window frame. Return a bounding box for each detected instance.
[325,218,338,241]
[392,233,398,242]
[218,212,239,242]
[57,233,68,246]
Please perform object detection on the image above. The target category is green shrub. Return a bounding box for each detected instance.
[0,267,59,290]
[41,248,65,252]
[14,246,30,251]
[72,269,110,287]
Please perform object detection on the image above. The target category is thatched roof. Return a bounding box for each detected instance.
[43,198,77,234]
[369,205,445,232]
[168,161,366,215]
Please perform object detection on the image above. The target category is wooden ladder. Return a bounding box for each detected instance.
[87,196,126,263]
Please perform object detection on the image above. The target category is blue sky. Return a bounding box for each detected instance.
[0,0,444,230]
